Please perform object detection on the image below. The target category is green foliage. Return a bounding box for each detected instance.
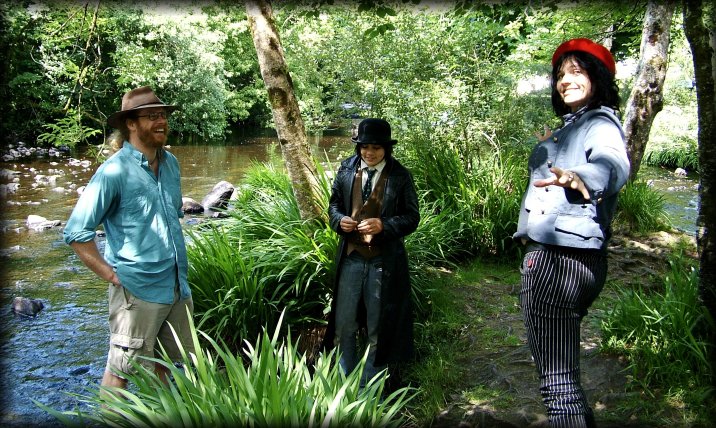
[2,1,658,149]
[614,180,672,234]
[187,162,336,350]
[643,132,699,171]
[38,312,416,427]
[1,2,266,146]
[401,133,526,259]
[36,109,102,148]
[186,226,277,351]
[601,246,714,401]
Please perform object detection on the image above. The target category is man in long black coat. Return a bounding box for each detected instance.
[324,118,420,387]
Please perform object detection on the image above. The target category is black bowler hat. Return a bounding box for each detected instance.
[351,118,398,146]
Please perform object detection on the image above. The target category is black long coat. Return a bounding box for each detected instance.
[323,154,420,366]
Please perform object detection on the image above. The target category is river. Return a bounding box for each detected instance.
[0,133,353,427]
[0,134,698,427]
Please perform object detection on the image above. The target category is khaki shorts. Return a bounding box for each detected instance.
[106,284,195,378]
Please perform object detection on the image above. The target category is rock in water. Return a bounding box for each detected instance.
[12,297,45,317]
[201,181,235,212]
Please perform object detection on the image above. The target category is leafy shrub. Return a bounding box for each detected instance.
[614,180,671,234]
[601,246,714,394]
[36,109,102,149]
[39,313,416,427]
[642,135,699,172]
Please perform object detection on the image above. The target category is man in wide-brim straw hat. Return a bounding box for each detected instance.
[63,85,195,391]
[324,118,420,390]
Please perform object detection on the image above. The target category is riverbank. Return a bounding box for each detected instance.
[0,142,705,426]
[413,229,711,427]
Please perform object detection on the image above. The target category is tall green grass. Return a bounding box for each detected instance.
[39,312,416,427]
[401,134,526,259]
[187,160,337,351]
[642,137,698,172]
[186,226,279,350]
[601,245,714,402]
[614,179,672,234]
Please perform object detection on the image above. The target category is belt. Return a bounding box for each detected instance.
[525,241,604,255]
[525,241,550,253]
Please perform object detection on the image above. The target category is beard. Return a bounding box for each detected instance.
[136,123,168,148]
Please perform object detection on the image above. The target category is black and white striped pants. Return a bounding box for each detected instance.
[520,245,607,428]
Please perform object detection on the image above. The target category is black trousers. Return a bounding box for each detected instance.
[520,244,607,428]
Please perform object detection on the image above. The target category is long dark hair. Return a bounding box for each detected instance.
[550,50,621,117]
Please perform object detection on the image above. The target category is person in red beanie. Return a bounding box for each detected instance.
[513,39,630,427]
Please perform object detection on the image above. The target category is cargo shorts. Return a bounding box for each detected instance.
[106,284,195,378]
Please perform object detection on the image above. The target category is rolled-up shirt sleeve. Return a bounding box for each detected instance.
[63,162,120,245]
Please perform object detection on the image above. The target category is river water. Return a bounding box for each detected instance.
[0,133,353,426]
[0,134,698,426]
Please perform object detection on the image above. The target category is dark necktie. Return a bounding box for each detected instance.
[362,168,377,202]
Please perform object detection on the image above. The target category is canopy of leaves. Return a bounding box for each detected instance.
[1,0,649,148]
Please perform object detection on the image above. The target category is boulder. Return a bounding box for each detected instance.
[674,167,687,177]
[201,181,235,212]
[0,169,20,180]
[26,215,62,231]
[181,197,204,214]
[0,183,20,197]
[12,297,45,317]
[26,215,48,227]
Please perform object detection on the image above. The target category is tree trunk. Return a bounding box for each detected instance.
[245,0,323,221]
[623,0,676,181]
[683,0,716,388]
[63,0,101,113]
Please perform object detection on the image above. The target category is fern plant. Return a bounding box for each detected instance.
[36,109,102,148]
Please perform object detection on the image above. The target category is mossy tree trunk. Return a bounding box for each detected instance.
[245,0,323,221]
[623,0,676,182]
[683,0,716,388]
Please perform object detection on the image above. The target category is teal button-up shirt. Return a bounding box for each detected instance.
[63,141,190,304]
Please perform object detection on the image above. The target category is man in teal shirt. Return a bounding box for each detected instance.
[63,86,194,390]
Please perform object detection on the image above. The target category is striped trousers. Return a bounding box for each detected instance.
[520,245,607,428]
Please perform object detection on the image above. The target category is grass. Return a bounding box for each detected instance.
[464,384,518,411]
[187,160,337,351]
[643,139,699,172]
[600,242,715,426]
[38,311,417,427]
[645,104,699,172]
[402,258,523,425]
[614,179,672,234]
[400,133,526,259]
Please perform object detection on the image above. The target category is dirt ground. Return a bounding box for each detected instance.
[426,231,701,428]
